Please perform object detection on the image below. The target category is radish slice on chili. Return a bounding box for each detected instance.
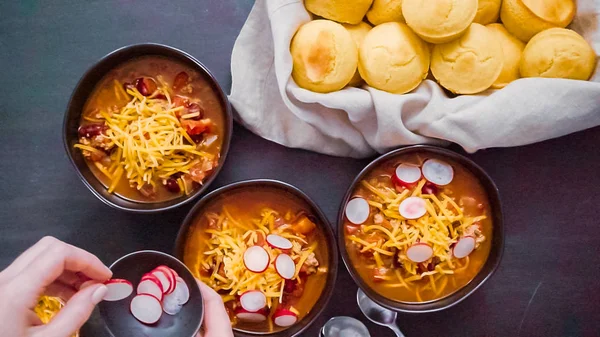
[399,197,427,219]
[422,159,454,186]
[103,279,133,301]
[406,243,434,263]
[266,234,293,251]
[150,270,171,294]
[275,254,296,280]
[345,198,370,225]
[130,294,162,324]
[240,290,267,312]
[137,279,163,301]
[243,246,270,273]
[235,307,268,322]
[453,236,476,258]
[393,164,422,186]
[272,308,298,327]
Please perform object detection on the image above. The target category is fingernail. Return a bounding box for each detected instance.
[91,285,108,304]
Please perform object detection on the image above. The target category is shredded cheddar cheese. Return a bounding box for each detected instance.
[350,179,485,294]
[76,80,216,194]
[197,207,321,308]
[34,296,78,337]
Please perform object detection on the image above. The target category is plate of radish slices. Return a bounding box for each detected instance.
[99,250,203,337]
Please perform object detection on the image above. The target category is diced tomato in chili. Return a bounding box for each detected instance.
[181,119,211,135]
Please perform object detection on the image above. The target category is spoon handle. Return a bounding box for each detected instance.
[390,323,406,337]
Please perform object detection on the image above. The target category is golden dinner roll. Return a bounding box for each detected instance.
[304,0,373,24]
[487,24,525,88]
[473,0,501,25]
[358,22,430,94]
[431,23,504,94]
[291,20,358,93]
[402,0,478,43]
[366,0,404,25]
[343,22,372,86]
[520,28,597,80]
[500,0,575,42]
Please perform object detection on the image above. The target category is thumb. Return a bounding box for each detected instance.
[36,283,107,337]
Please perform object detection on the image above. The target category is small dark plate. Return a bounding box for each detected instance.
[338,145,504,313]
[174,179,339,337]
[63,43,233,212]
[99,250,203,337]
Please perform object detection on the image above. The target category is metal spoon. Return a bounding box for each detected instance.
[357,289,406,337]
[319,316,370,337]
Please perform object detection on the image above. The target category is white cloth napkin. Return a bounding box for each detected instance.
[229,0,600,158]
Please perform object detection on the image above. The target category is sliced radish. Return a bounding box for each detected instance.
[103,279,133,301]
[164,277,190,306]
[235,307,269,322]
[137,279,163,301]
[399,197,427,219]
[151,270,171,294]
[453,236,476,258]
[272,308,298,327]
[243,246,270,273]
[240,290,266,312]
[141,273,164,293]
[266,234,293,251]
[406,243,434,263]
[275,254,296,280]
[345,197,370,225]
[130,294,162,324]
[162,293,183,315]
[392,164,422,187]
[422,159,454,186]
[153,266,176,294]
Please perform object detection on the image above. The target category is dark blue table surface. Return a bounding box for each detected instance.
[1,1,599,336]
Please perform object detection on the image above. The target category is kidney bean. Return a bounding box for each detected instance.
[173,71,189,91]
[78,123,106,138]
[135,77,157,96]
[165,178,181,193]
[186,103,204,120]
[422,182,438,195]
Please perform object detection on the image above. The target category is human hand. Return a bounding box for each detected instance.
[0,236,112,337]
[197,280,234,337]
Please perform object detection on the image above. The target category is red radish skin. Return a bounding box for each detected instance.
[151,270,171,294]
[392,164,422,187]
[406,243,434,263]
[103,279,133,301]
[345,198,370,225]
[235,307,269,322]
[141,274,164,293]
[399,197,427,219]
[272,308,298,327]
[130,294,163,324]
[153,266,177,294]
[266,234,293,251]
[137,280,163,301]
[274,254,296,280]
[422,159,454,186]
[240,290,267,312]
[453,236,476,258]
[243,246,270,273]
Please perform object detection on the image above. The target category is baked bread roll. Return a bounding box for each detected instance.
[304,0,373,24]
[291,20,359,93]
[431,23,504,94]
[402,0,478,43]
[500,0,575,42]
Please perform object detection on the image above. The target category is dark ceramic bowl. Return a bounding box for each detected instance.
[99,250,203,337]
[338,145,504,313]
[174,179,339,337]
[63,43,233,212]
